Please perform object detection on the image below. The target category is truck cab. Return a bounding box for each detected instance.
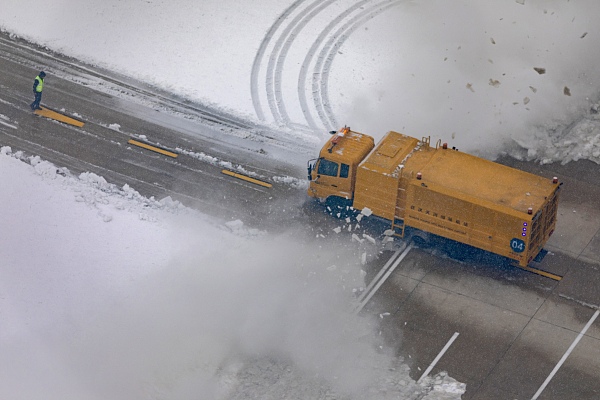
[307,127,374,206]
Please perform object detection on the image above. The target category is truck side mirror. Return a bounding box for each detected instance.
[307,159,318,181]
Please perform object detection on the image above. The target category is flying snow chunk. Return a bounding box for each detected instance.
[488,78,500,88]
[352,234,364,243]
[333,227,342,234]
[363,234,376,244]
[361,208,373,217]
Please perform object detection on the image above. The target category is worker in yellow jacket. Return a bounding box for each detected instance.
[30,71,46,111]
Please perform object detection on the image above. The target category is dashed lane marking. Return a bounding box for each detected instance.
[418,332,460,383]
[34,106,85,128]
[354,243,412,314]
[128,139,178,158]
[531,309,600,400]
[221,169,272,188]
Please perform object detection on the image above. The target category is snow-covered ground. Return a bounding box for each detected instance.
[0,147,465,399]
[2,0,600,161]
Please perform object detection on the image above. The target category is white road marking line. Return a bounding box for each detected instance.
[418,332,460,383]
[353,244,412,314]
[531,309,600,400]
[356,246,403,303]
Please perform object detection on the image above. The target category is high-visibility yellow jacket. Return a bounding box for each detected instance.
[33,76,44,93]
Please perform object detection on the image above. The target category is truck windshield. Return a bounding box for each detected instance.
[317,159,339,177]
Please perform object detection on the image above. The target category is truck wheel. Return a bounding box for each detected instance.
[411,234,430,248]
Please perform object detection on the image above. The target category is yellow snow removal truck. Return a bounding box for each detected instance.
[307,127,561,267]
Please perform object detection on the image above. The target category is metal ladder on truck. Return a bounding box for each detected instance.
[390,136,431,238]
[390,169,408,238]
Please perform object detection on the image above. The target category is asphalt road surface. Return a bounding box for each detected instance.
[1,32,599,399]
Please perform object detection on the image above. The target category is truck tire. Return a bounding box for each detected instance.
[411,233,430,248]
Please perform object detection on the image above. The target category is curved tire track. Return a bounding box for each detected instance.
[264,0,328,125]
[253,0,405,133]
[314,0,403,131]
[297,0,374,132]
[272,0,339,127]
[266,0,336,124]
[250,0,307,122]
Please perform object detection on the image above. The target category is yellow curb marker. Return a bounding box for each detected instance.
[34,107,85,128]
[221,170,272,188]
[128,139,178,158]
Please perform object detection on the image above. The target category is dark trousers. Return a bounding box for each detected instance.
[30,92,42,110]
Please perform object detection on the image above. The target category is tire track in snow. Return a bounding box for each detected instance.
[253,0,404,132]
[265,0,337,125]
[270,0,339,126]
[314,0,403,131]
[250,0,306,122]
[297,0,374,132]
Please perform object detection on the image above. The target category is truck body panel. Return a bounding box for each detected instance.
[353,131,420,220]
[308,128,560,267]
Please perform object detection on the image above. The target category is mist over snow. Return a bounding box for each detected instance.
[2,0,600,162]
[0,148,464,398]
[331,0,600,158]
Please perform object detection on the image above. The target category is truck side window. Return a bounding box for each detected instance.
[340,163,350,178]
[317,159,339,177]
